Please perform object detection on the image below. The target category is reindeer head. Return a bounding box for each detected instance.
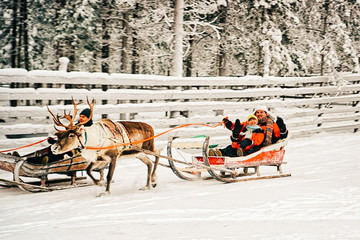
[47,97,95,154]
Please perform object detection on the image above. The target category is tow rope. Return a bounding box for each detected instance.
[86,121,225,150]
[0,137,51,153]
[0,120,225,153]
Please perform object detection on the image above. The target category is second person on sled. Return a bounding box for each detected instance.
[209,115,265,157]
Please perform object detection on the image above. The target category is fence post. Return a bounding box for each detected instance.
[59,57,69,72]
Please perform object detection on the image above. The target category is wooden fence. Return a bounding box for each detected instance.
[0,68,359,150]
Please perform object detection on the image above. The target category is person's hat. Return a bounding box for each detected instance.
[253,106,277,121]
[80,108,91,118]
[254,105,268,113]
[247,115,258,124]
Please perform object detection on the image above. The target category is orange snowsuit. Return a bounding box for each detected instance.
[231,121,265,151]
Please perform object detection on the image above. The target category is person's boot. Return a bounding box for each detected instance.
[42,156,49,164]
[236,148,244,157]
[232,119,241,140]
[215,148,223,156]
[208,148,216,156]
[209,148,222,156]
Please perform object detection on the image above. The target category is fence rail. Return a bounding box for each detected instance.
[0,69,359,150]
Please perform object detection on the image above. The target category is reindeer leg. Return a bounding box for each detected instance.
[136,152,153,190]
[104,157,117,194]
[96,150,119,197]
[86,162,100,185]
[99,169,104,181]
[150,149,160,188]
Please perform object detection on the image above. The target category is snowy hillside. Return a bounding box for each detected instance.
[0,131,359,240]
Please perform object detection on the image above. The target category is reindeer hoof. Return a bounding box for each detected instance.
[139,186,150,191]
[93,180,105,186]
[152,182,157,188]
[96,191,110,197]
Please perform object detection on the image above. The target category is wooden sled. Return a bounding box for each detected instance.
[0,147,107,192]
[167,135,291,183]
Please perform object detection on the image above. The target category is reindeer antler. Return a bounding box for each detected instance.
[70,97,82,123]
[47,97,91,132]
[47,105,72,132]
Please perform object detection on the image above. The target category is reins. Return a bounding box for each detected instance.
[0,121,225,153]
[85,121,225,150]
[0,137,51,153]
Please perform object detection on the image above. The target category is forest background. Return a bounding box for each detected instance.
[1,0,360,77]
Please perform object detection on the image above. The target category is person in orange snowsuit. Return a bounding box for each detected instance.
[210,115,264,157]
[253,106,288,146]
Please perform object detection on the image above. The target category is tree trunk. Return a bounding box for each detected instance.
[185,37,193,77]
[10,0,18,106]
[172,0,184,77]
[131,35,138,74]
[217,4,227,76]
[11,0,18,68]
[101,28,110,73]
[218,45,226,76]
[320,0,329,76]
[131,3,140,74]
[121,12,129,73]
[101,0,111,73]
[54,0,70,70]
[20,0,29,70]
[257,44,262,76]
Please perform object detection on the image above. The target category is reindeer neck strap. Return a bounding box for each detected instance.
[77,130,87,149]
[99,120,131,148]
[114,122,131,147]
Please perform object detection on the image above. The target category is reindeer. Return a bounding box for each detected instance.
[47,98,160,196]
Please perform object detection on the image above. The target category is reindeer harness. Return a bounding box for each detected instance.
[88,120,131,151]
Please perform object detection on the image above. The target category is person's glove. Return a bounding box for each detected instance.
[72,148,82,156]
[47,137,56,144]
[232,142,240,149]
[223,117,233,129]
[276,117,286,131]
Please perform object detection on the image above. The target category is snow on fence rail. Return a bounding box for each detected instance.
[0,69,359,150]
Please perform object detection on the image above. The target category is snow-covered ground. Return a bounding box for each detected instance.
[0,131,360,240]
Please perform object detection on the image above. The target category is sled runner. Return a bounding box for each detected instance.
[166,135,291,183]
[0,147,107,192]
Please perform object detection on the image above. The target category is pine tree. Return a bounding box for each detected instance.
[0,0,13,68]
[0,0,359,76]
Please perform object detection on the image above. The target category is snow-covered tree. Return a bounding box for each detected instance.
[0,0,359,76]
[181,0,229,76]
[0,0,13,68]
[300,0,360,75]
[0,0,30,70]
[233,0,303,76]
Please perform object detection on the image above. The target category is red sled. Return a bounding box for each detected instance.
[167,135,291,183]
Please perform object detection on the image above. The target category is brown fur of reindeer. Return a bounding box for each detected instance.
[47,98,160,196]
